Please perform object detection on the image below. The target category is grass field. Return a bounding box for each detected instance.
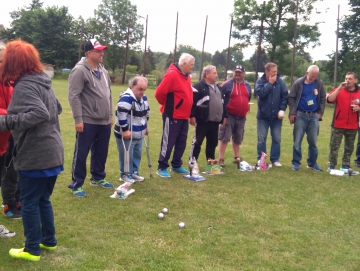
[1,79,360,271]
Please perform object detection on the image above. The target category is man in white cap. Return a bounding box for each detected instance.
[68,39,114,197]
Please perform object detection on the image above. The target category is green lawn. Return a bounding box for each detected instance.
[1,79,360,271]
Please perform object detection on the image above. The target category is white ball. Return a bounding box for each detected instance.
[178,222,185,228]
[162,208,169,214]
[157,213,165,220]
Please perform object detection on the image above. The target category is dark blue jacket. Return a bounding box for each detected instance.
[255,74,288,120]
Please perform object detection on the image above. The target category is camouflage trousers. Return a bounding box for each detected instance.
[328,127,357,167]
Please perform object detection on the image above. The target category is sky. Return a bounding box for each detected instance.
[0,0,353,61]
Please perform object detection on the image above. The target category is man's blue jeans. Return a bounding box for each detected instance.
[257,118,283,162]
[292,111,319,166]
[19,173,57,256]
[116,137,143,177]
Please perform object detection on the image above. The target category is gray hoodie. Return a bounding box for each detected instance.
[68,57,113,125]
[0,72,64,171]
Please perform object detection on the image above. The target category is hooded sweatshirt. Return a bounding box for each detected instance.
[68,57,112,125]
[114,88,150,140]
[0,72,64,171]
[0,81,13,156]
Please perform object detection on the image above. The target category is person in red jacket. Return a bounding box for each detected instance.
[327,72,360,171]
[0,45,20,219]
[154,53,195,177]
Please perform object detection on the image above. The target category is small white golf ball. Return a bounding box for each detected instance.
[158,213,165,220]
[178,222,185,228]
[162,208,169,214]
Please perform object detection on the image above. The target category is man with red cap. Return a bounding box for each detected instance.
[68,39,114,197]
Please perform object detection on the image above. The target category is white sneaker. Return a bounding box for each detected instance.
[132,172,145,182]
[0,225,15,238]
[120,174,135,184]
[273,161,282,167]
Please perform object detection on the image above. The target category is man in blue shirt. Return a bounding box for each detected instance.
[288,65,327,171]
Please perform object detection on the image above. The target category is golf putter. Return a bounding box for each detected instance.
[143,134,153,178]
[122,108,133,178]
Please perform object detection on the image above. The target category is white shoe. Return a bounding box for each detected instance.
[273,161,282,167]
[132,172,145,182]
[121,175,135,184]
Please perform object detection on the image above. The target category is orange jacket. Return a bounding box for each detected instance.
[0,81,13,156]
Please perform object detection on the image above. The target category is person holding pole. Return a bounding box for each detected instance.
[114,76,150,183]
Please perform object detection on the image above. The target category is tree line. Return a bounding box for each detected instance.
[0,0,358,86]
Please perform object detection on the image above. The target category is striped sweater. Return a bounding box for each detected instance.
[114,88,150,139]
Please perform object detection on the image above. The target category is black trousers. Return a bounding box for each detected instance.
[192,121,220,161]
[1,135,19,207]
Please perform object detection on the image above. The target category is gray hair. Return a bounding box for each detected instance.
[128,76,148,88]
[202,65,216,78]
[179,53,195,66]
[264,62,277,71]
[307,65,319,73]
[346,72,358,80]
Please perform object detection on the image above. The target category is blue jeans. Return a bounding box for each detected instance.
[19,174,57,256]
[292,111,319,166]
[116,137,143,177]
[354,128,360,164]
[257,118,282,162]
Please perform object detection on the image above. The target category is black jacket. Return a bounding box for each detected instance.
[190,79,228,123]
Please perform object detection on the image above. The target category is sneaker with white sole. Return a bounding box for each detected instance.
[170,166,189,174]
[132,171,145,182]
[0,225,15,238]
[90,179,114,188]
[121,174,135,184]
[273,161,282,167]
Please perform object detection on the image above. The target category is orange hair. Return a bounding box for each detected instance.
[0,39,44,86]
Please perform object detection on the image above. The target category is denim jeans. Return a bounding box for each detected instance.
[116,137,143,177]
[19,173,57,256]
[354,128,360,164]
[257,118,283,162]
[292,111,319,166]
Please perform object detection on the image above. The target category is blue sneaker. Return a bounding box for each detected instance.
[327,165,335,172]
[292,164,300,171]
[307,164,323,171]
[156,169,171,178]
[170,166,190,174]
[90,179,114,188]
[341,165,350,169]
[72,187,87,197]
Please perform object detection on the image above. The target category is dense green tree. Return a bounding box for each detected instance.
[249,49,269,72]
[233,0,322,64]
[0,3,78,68]
[325,0,360,84]
[212,51,226,67]
[95,0,143,73]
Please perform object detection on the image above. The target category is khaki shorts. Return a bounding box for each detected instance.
[218,114,245,145]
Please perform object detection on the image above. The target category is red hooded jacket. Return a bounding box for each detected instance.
[154,63,193,120]
[0,81,13,156]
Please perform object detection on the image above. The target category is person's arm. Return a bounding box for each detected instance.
[68,68,85,124]
[327,82,346,103]
[255,78,273,98]
[0,83,50,132]
[154,72,172,105]
[190,83,200,126]
[317,79,327,119]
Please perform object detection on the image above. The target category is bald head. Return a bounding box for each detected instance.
[305,65,319,84]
